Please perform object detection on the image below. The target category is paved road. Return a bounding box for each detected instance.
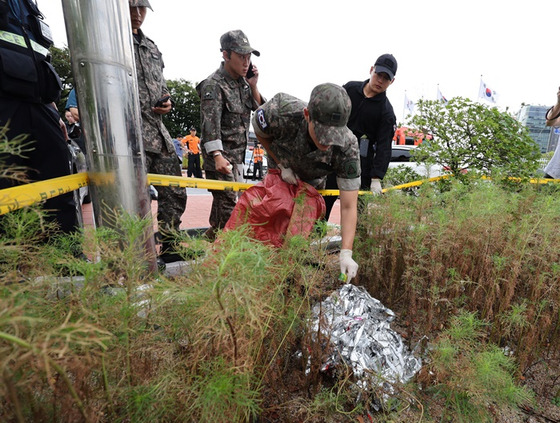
[82,185,341,230]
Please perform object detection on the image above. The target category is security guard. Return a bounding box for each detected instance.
[0,0,79,236]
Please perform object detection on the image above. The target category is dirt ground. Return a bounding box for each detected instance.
[257,268,560,423]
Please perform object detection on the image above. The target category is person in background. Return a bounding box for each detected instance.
[323,54,398,220]
[172,135,184,163]
[64,87,85,151]
[65,109,81,141]
[196,29,264,240]
[129,0,187,263]
[182,126,203,178]
[252,142,264,180]
[543,86,560,179]
[252,83,361,282]
[0,0,79,240]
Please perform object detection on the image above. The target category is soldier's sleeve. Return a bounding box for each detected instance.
[198,80,224,153]
[252,95,280,140]
[334,141,361,191]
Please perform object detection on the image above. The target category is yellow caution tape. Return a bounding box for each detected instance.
[1,171,559,216]
[147,174,252,192]
[0,173,89,215]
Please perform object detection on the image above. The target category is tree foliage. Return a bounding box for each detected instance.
[49,44,200,137]
[163,79,200,138]
[49,45,73,114]
[408,97,541,180]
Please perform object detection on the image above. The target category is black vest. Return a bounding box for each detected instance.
[0,0,62,103]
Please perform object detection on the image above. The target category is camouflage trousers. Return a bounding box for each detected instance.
[205,168,237,230]
[145,150,187,235]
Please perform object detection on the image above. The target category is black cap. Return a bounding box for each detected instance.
[374,54,397,80]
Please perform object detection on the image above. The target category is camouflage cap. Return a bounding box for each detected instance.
[129,0,153,10]
[308,83,353,148]
[220,30,260,57]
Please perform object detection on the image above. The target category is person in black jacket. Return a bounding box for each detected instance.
[324,53,397,221]
[0,0,79,238]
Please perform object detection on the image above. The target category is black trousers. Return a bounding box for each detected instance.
[0,98,78,235]
[323,155,371,221]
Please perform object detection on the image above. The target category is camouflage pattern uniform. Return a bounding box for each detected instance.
[196,62,260,229]
[252,92,361,191]
[133,28,186,235]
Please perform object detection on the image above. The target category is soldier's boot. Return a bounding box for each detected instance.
[159,241,184,263]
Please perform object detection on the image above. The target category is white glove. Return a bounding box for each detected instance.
[279,164,298,185]
[370,178,382,195]
[339,249,358,282]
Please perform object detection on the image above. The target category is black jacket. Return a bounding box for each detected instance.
[343,80,396,180]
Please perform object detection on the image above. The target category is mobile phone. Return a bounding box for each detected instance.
[246,62,255,79]
[154,95,170,108]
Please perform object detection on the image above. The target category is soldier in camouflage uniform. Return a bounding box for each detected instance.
[252,83,361,282]
[129,0,187,263]
[196,30,264,240]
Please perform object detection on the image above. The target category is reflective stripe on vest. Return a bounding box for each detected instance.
[0,29,49,57]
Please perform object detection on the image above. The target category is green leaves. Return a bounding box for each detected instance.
[409,97,541,182]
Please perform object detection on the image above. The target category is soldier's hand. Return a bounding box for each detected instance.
[215,154,233,175]
[153,98,172,115]
[279,165,298,185]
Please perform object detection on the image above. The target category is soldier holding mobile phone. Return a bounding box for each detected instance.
[129,0,187,264]
[196,30,264,241]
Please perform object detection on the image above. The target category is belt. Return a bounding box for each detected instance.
[0,29,49,57]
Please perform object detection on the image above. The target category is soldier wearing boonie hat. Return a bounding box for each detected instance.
[251,83,361,283]
[196,29,264,241]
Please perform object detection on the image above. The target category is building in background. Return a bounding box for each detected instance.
[517,105,553,153]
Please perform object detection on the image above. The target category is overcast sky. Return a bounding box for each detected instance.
[39,0,559,124]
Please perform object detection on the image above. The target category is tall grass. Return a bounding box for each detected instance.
[0,206,333,421]
[1,177,559,421]
[355,180,560,372]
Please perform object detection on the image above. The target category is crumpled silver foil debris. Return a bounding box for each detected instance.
[307,284,422,392]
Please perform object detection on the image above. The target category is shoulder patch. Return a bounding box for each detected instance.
[203,90,215,100]
[343,159,360,179]
[256,109,268,129]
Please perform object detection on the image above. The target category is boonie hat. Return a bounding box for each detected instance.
[220,30,260,57]
[307,83,353,148]
[129,0,153,10]
[374,54,397,80]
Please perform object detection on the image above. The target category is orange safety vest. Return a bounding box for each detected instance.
[253,147,264,163]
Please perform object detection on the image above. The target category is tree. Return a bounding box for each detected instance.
[408,97,541,181]
[49,45,73,115]
[163,79,200,138]
[50,46,200,136]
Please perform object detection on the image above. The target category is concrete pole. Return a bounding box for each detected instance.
[61,0,157,271]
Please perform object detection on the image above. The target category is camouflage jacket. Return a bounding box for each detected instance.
[133,29,174,155]
[196,62,259,169]
[252,93,361,191]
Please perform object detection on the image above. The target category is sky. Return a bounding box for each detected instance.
[38,0,559,124]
